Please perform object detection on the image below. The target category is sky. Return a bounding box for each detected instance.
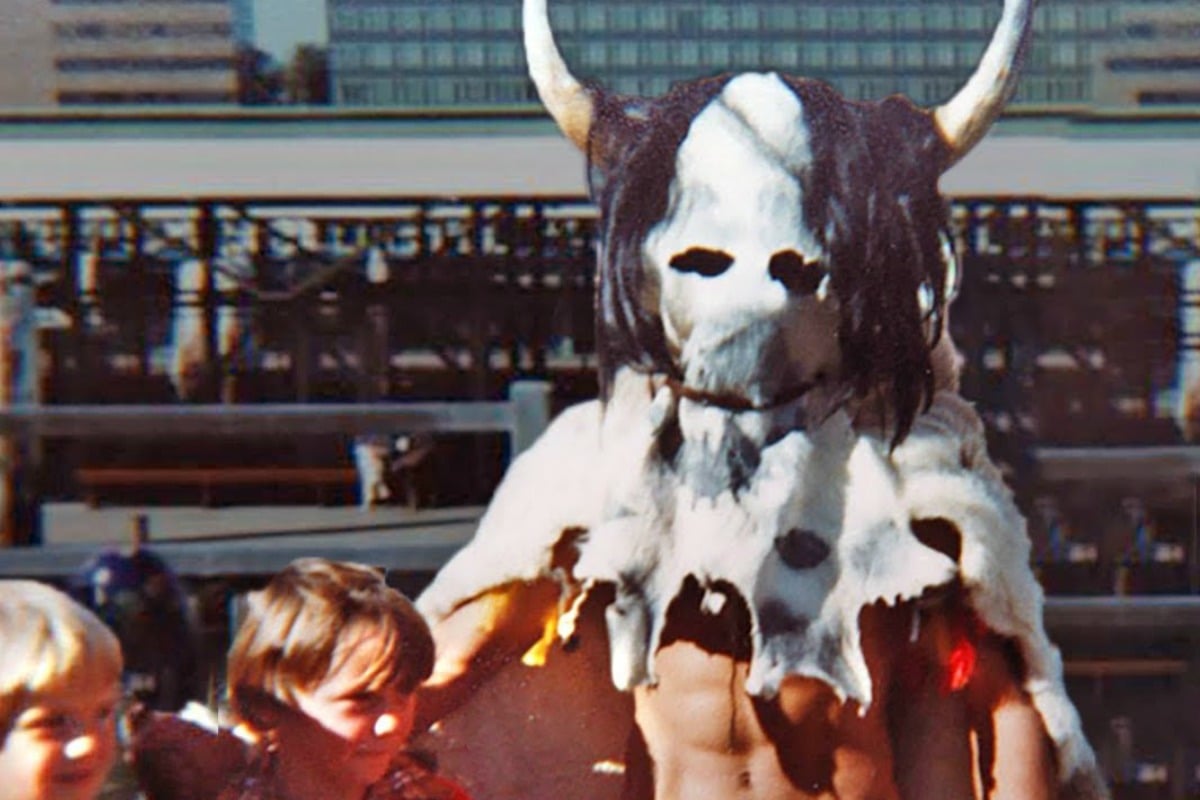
[253,0,328,63]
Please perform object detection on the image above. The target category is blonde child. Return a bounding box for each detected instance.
[0,579,123,800]
[217,558,469,800]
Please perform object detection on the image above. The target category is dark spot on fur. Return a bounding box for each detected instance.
[656,410,683,464]
[775,528,831,570]
[815,632,841,675]
[678,420,761,499]
[757,600,810,638]
[724,424,761,494]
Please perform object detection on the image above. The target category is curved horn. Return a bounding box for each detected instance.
[934,0,1036,168]
[524,0,594,151]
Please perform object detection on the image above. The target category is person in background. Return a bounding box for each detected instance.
[72,513,201,711]
[0,579,123,800]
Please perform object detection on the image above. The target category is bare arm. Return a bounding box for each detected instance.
[416,577,562,731]
[965,632,1058,800]
[889,593,1057,800]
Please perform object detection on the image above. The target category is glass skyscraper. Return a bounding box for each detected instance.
[327,1,1198,109]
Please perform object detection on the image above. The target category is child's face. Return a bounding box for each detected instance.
[277,626,416,790]
[0,678,120,800]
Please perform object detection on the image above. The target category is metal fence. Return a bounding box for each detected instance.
[0,193,1198,535]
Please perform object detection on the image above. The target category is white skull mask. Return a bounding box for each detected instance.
[643,74,840,410]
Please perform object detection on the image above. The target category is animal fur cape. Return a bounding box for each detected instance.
[417,371,1108,800]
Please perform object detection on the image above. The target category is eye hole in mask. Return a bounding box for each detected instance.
[668,248,735,277]
[767,250,826,296]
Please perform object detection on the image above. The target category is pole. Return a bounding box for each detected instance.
[0,259,39,546]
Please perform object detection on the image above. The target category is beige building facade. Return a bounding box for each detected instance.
[0,0,57,107]
[0,0,236,107]
[1094,5,1200,108]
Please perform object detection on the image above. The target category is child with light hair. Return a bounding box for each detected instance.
[132,558,468,800]
[0,579,123,800]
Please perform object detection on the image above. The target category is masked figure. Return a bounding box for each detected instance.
[415,2,1109,799]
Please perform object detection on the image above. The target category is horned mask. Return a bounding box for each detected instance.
[526,0,1033,443]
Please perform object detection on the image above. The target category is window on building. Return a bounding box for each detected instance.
[1082,7,1110,32]
[549,5,575,32]
[955,43,982,69]
[369,43,392,69]
[803,45,830,68]
[611,6,638,32]
[394,43,423,68]
[956,6,986,32]
[486,6,516,31]
[1051,42,1079,69]
[896,8,921,32]
[767,43,798,70]
[701,6,730,31]
[331,9,359,33]
[863,9,892,34]
[895,43,921,69]
[764,7,797,29]
[426,8,452,32]
[362,9,388,33]
[863,43,893,69]
[1027,42,1051,69]
[341,82,369,105]
[582,42,607,67]
[612,77,640,94]
[55,56,233,72]
[458,44,485,68]
[457,7,484,31]
[703,41,730,65]
[644,41,670,67]
[642,6,668,30]
[613,42,637,67]
[922,44,954,68]
[581,7,606,32]
[428,80,454,106]
[677,9,700,35]
[429,43,454,68]
[832,46,859,69]
[829,9,859,32]
[456,82,489,103]
[676,41,701,68]
[923,8,953,32]
[399,80,426,105]
[646,76,671,95]
[732,42,760,68]
[1108,56,1200,73]
[1049,6,1079,33]
[488,44,520,68]
[732,6,759,31]
[391,8,421,33]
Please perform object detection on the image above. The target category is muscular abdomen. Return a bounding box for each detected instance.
[634,638,900,800]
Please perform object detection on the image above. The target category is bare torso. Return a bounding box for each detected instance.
[422,556,1057,800]
[628,583,906,800]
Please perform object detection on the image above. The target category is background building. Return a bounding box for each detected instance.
[0,0,237,107]
[327,0,1200,109]
[1094,5,1200,107]
[230,0,256,47]
[0,0,58,107]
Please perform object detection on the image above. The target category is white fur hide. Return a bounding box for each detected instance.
[417,375,1106,797]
